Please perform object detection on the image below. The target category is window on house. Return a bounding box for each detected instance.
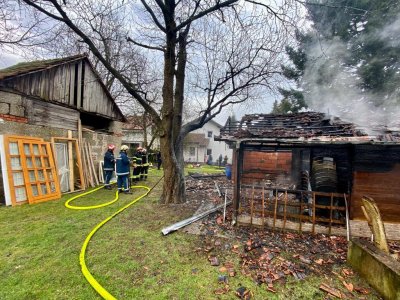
[207,131,213,137]
[207,149,212,155]
[189,147,196,156]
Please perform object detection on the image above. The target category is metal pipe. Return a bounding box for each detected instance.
[161,200,232,235]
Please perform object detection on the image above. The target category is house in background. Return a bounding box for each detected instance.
[0,54,126,204]
[122,114,160,156]
[183,119,232,164]
[217,112,400,240]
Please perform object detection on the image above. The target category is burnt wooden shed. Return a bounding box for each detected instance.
[0,54,127,204]
[217,112,400,240]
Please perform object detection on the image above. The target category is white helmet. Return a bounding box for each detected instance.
[120,145,129,151]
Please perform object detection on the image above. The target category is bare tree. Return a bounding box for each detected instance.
[0,0,66,56]
[6,0,299,204]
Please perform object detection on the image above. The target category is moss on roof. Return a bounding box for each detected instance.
[0,54,86,80]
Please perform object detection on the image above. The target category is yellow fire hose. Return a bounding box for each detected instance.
[65,184,151,300]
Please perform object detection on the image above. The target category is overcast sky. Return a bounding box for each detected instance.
[0,52,26,68]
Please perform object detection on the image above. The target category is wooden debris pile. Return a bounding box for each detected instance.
[185,176,232,212]
[80,140,99,188]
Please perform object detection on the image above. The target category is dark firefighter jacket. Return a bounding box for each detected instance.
[103,150,115,171]
[116,152,130,176]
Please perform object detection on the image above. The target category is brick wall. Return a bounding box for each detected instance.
[0,113,28,123]
[232,150,292,184]
[243,151,292,172]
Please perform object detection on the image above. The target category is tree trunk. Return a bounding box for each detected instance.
[159,135,186,204]
[159,10,186,204]
[175,136,185,175]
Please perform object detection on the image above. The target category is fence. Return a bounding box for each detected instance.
[238,184,348,235]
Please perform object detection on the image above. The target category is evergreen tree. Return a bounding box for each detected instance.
[274,31,310,114]
[274,0,400,115]
[306,0,400,104]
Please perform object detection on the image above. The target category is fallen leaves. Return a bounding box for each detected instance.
[319,283,342,298]
[341,268,354,277]
[314,258,324,265]
[214,285,229,295]
[342,280,354,292]
[235,286,252,299]
[267,283,276,293]
[354,286,371,295]
[208,256,220,266]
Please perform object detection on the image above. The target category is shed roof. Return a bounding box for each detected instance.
[0,54,126,122]
[217,112,400,145]
[0,54,86,80]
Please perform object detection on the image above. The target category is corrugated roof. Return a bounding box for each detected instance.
[0,54,86,80]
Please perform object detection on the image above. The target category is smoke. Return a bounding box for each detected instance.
[302,16,400,135]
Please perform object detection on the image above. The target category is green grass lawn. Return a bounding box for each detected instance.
[0,169,379,299]
[184,164,225,176]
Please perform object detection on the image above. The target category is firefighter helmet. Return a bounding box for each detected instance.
[120,145,129,151]
[108,144,116,150]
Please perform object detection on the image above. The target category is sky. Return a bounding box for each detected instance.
[0,52,26,68]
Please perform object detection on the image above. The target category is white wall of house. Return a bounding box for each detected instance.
[183,120,232,164]
[122,130,160,149]
[183,144,207,163]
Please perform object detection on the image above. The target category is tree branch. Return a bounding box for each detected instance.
[126,36,165,52]
[22,0,162,126]
[140,0,166,32]
[175,0,237,32]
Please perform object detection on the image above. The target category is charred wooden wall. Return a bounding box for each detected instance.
[231,143,400,224]
[351,145,400,222]
[0,59,122,120]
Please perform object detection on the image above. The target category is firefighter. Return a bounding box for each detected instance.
[156,151,162,170]
[132,146,143,182]
[116,145,132,194]
[131,154,140,183]
[141,148,149,180]
[103,144,115,190]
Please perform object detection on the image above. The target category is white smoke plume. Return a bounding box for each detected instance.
[302,17,400,135]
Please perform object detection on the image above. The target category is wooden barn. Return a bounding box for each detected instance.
[217,112,400,240]
[0,54,126,206]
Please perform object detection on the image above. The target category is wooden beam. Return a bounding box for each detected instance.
[273,189,278,230]
[67,130,74,192]
[87,143,99,185]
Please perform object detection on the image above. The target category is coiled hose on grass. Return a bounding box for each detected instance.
[65,184,151,300]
